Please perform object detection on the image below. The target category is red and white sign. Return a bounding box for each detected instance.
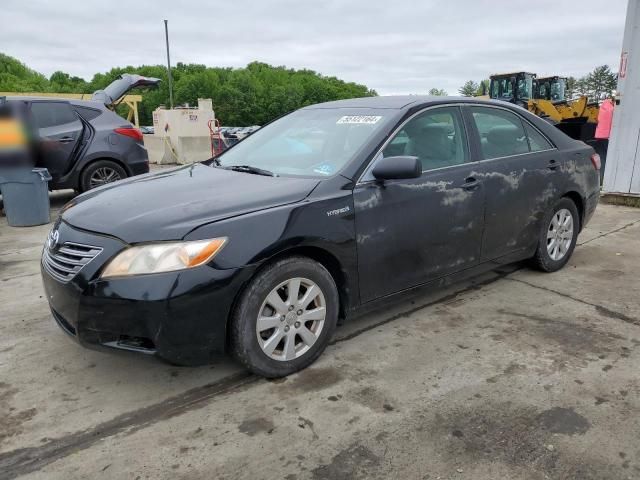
[619,51,628,78]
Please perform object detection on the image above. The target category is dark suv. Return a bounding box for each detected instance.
[5,74,160,191]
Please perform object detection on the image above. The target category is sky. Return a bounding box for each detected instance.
[2,0,630,95]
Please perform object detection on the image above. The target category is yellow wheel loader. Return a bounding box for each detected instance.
[488,72,599,142]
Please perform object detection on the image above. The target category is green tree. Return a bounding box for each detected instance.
[476,79,490,96]
[584,65,617,102]
[0,52,377,126]
[0,53,49,91]
[49,71,88,93]
[428,88,448,96]
[565,76,578,100]
[575,76,589,98]
[458,80,479,97]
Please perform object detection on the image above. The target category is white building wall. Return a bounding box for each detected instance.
[603,0,640,195]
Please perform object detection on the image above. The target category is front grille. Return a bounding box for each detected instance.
[42,241,102,283]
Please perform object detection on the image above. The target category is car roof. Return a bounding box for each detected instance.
[303,95,519,111]
[5,95,67,102]
[304,95,424,109]
[4,96,106,109]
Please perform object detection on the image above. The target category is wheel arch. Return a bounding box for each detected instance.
[562,191,584,231]
[225,245,351,349]
[268,246,351,318]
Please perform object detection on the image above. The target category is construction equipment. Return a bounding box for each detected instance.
[488,72,536,107]
[534,76,598,124]
[488,72,600,142]
[535,76,566,101]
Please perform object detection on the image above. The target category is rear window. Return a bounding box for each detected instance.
[73,105,102,121]
[471,106,528,159]
[523,122,553,151]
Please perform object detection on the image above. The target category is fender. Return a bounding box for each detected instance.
[184,190,359,310]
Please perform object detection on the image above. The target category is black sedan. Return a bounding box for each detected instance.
[41,96,600,377]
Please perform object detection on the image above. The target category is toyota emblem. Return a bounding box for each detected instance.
[47,229,60,250]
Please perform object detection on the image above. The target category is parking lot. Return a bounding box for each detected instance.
[0,194,639,479]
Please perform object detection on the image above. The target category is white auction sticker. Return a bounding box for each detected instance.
[337,115,382,125]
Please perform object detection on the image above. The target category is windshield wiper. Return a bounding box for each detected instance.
[222,165,276,177]
[201,156,221,166]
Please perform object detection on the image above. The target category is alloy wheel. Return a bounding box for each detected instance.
[547,208,574,261]
[89,167,122,189]
[256,277,326,361]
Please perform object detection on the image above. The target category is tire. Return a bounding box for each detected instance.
[229,256,339,378]
[79,160,127,192]
[530,197,579,272]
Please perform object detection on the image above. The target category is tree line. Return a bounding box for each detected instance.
[1,52,619,126]
[564,66,618,102]
[0,53,376,126]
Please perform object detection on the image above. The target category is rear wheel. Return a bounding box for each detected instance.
[80,160,127,192]
[531,197,579,272]
[230,256,339,378]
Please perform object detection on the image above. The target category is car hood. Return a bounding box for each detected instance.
[63,164,320,243]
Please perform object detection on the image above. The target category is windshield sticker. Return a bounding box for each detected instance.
[336,115,382,125]
[313,164,335,176]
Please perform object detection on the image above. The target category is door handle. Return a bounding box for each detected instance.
[462,177,480,190]
[547,159,558,171]
[58,137,74,143]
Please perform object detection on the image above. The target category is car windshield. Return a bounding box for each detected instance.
[216,108,391,177]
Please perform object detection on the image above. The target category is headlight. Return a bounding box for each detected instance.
[100,237,227,278]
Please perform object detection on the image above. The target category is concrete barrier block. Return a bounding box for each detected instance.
[143,135,166,164]
[144,135,179,165]
[175,136,212,165]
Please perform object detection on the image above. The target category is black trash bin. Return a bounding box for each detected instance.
[0,168,52,226]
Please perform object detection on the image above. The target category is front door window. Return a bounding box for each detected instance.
[382,106,468,171]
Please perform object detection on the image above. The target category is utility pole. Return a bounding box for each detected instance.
[164,19,174,109]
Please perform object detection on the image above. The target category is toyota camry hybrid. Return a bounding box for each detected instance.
[41,96,600,377]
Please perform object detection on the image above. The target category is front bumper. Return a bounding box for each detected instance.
[41,221,254,365]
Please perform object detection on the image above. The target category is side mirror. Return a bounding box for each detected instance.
[372,156,421,180]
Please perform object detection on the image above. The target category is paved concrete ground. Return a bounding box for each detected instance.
[0,192,639,480]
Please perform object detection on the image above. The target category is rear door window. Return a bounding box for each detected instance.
[470,107,529,159]
[30,102,79,129]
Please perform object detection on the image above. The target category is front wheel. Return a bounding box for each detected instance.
[530,197,579,272]
[229,256,339,378]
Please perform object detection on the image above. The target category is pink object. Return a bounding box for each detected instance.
[595,98,614,139]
